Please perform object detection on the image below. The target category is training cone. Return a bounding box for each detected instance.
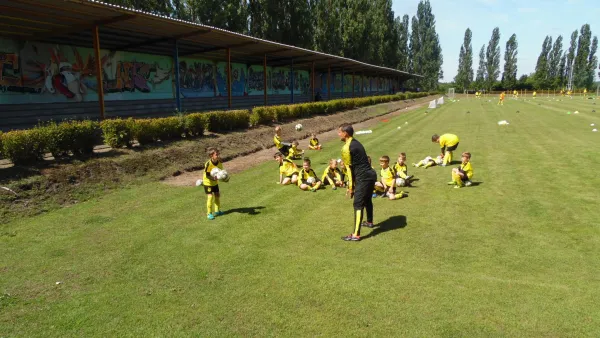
[567,111,571,115]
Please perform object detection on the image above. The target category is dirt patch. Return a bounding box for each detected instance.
[163,99,428,186]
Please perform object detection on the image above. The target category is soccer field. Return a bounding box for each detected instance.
[2,96,600,337]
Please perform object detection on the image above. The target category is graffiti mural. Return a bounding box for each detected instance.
[179,58,215,98]
[216,62,247,96]
[0,38,173,104]
[247,65,266,95]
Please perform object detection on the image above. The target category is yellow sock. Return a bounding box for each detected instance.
[394,192,405,199]
[354,209,362,236]
[375,185,385,193]
[214,195,220,212]
[207,194,214,215]
[443,151,452,165]
[424,162,433,168]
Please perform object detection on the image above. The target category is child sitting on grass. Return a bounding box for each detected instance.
[413,155,443,169]
[298,158,322,192]
[287,140,304,160]
[374,155,408,200]
[448,152,473,188]
[274,126,291,156]
[274,151,299,185]
[308,133,322,150]
[321,158,345,190]
[393,152,413,187]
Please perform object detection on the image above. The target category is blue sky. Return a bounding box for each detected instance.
[392,0,600,81]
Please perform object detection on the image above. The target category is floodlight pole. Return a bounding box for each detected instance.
[92,25,105,119]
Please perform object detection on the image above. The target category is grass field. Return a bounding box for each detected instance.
[2,96,600,337]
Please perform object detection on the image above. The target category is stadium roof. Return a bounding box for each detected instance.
[0,0,421,78]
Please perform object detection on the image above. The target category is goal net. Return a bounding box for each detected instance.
[448,88,455,99]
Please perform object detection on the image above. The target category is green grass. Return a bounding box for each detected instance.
[2,96,600,336]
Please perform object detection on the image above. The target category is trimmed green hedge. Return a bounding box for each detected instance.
[0,92,430,164]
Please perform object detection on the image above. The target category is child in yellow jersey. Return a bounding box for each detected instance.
[338,159,349,186]
[321,159,344,190]
[287,140,304,160]
[413,154,443,168]
[274,151,298,185]
[498,92,505,105]
[448,152,474,188]
[393,152,413,187]
[298,158,322,192]
[273,126,291,156]
[431,133,460,166]
[567,90,572,98]
[374,155,408,200]
[203,147,225,220]
[533,91,537,99]
[308,133,322,150]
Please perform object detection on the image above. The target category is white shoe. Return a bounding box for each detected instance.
[465,181,472,187]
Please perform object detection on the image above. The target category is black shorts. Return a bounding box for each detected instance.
[204,185,219,194]
[353,170,377,210]
[278,145,290,156]
[446,143,459,152]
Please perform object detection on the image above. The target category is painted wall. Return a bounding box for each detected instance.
[0,38,173,104]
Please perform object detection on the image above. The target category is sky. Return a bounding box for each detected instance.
[392,0,600,82]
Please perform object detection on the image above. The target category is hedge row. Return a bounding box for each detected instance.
[1,92,430,165]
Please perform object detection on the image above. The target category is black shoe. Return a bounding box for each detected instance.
[342,234,361,241]
[361,221,375,228]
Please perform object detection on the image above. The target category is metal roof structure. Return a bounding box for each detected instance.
[0,0,422,78]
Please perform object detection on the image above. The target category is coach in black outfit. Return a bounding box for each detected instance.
[338,123,377,241]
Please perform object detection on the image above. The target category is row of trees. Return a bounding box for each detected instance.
[103,0,444,90]
[454,24,598,91]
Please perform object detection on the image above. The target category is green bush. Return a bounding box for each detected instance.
[0,128,47,164]
[249,106,274,126]
[130,119,157,145]
[0,131,3,159]
[44,120,100,158]
[152,116,185,141]
[100,118,135,148]
[204,110,250,132]
[185,113,207,136]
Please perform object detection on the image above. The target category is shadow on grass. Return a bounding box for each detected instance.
[361,215,407,240]
[469,181,483,187]
[223,206,265,216]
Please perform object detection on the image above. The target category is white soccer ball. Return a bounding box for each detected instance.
[210,168,220,178]
[306,176,316,185]
[435,156,443,165]
[295,123,303,131]
[195,179,203,187]
[216,169,230,182]
[396,178,406,187]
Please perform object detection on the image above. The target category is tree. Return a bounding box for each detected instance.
[407,0,443,90]
[475,44,486,89]
[502,33,518,89]
[485,28,501,89]
[396,15,410,71]
[341,0,372,61]
[548,35,563,89]
[565,30,578,89]
[408,15,421,86]
[454,28,473,91]
[534,36,553,89]
[314,0,343,56]
[558,52,567,89]
[573,24,592,88]
[586,36,598,89]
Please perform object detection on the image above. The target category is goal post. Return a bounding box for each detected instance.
[448,88,455,99]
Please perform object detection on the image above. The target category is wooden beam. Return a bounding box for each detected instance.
[114,29,211,51]
[264,54,268,106]
[92,25,105,120]
[327,66,331,100]
[227,48,232,109]
[32,14,136,40]
[181,41,258,57]
[311,62,315,102]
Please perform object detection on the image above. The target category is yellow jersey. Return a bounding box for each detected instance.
[439,133,459,148]
[322,167,342,183]
[279,159,298,177]
[287,145,303,160]
[393,163,408,179]
[203,159,223,186]
[298,168,319,186]
[459,161,473,180]
[309,138,320,147]
[274,134,283,148]
[380,166,396,187]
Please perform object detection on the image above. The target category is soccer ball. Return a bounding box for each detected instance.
[210,168,220,178]
[195,179,203,187]
[216,169,230,182]
[295,123,303,131]
[396,178,406,187]
[435,156,444,165]
[306,176,316,185]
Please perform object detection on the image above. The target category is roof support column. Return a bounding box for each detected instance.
[290,58,294,104]
[92,25,105,119]
[173,39,182,112]
[311,62,315,102]
[361,73,364,97]
[352,72,355,98]
[263,54,268,106]
[341,68,344,99]
[327,66,331,100]
[227,47,232,109]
